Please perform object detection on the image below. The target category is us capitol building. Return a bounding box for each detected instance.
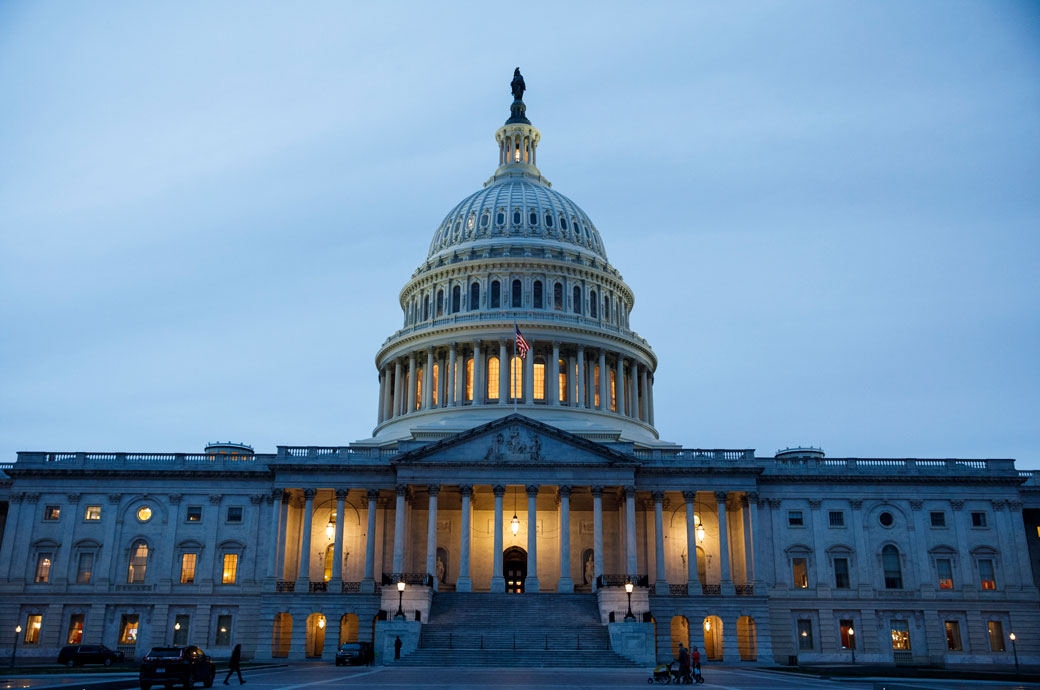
[2,72,1039,669]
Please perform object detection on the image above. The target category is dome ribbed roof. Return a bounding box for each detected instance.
[427,178,607,261]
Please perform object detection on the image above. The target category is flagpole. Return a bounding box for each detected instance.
[513,317,518,414]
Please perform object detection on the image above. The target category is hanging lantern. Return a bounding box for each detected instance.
[326,512,336,540]
[704,618,711,632]
[510,513,520,536]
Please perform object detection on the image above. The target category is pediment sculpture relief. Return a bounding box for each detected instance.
[482,425,543,463]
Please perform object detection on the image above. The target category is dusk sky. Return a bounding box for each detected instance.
[2,2,1038,467]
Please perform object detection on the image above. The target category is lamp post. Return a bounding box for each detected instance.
[848,627,855,664]
[10,625,21,669]
[624,581,635,621]
[395,580,406,620]
[1010,632,1019,673]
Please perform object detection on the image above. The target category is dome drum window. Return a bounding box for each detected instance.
[544,212,553,228]
[480,211,490,229]
[496,210,505,226]
[490,281,501,309]
[469,283,480,311]
[529,210,538,226]
[512,209,521,225]
[511,280,522,308]
[560,215,568,230]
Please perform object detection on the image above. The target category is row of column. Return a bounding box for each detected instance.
[377,341,655,425]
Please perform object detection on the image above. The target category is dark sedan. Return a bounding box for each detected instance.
[56,644,125,667]
[139,646,215,689]
[335,641,373,666]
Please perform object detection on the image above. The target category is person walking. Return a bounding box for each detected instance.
[678,643,690,684]
[223,643,244,685]
[690,645,702,682]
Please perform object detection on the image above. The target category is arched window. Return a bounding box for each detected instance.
[465,357,474,402]
[529,210,538,226]
[533,281,543,309]
[432,364,439,406]
[127,540,148,583]
[544,212,553,228]
[452,286,461,313]
[490,281,501,308]
[511,279,522,308]
[436,290,444,317]
[573,286,582,314]
[882,545,902,589]
[470,283,480,311]
[423,295,430,321]
[487,357,500,400]
[603,296,610,321]
[512,209,521,225]
[590,290,598,318]
[533,357,545,400]
[510,356,522,400]
[558,358,567,403]
[553,282,563,311]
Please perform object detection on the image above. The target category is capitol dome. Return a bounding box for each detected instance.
[364,73,663,446]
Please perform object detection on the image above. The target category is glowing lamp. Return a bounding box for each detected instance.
[397,580,406,592]
[317,619,324,630]
[1010,633,1016,641]
[704,619,711,632]
[510,513,520,536]
[696,523,705,543]
[326,513,336,540]
[15,625,22,633]
[624,581,634,594]
[174,622,181,631]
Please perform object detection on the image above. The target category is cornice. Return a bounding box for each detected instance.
[4,468,274,480]
[756,474,1023,485]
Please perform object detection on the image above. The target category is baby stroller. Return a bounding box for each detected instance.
[648,662,675,684]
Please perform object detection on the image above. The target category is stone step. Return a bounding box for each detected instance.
[395,649,641,667]
[419,628,610,651]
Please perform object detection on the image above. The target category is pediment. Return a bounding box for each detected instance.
[393,414,636,467]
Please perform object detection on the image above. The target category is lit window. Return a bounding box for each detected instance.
[487,357,500,400]
[215,615,233,646]
[558,359,567,403]
[226,506,243,523]
[828,511,844,527]
[797,620,813,650]
[76,552,94,584]
[533,359,545,400]
[24,615,42,644]
[937,558,953,589]
[180,553,197,584]
[186,506,202,522]
[118,614,139,645]
[593,365,600,408]
[610,370,616,411]
[432,364,439,406]
[84,505,101,521]
[127,541,148,583]
[945,621,962,651]
[792,558,808,588]
[415,367,423,409]
[987,621,1005,652]
[971,512,987,528]
[465,357,473,401]
[136,506,152,522]
[930,512,946,527]
[222,554,238,584]
[44,505,61,521]
[839,619,855,649]
[979,558,996,590]
[833,557,850,588]
[34,553,53,583]
[324,544,334,582]
[882,545,903,589]
[890,620,911,650]
[510,356,523,400]
[66,614,85,644]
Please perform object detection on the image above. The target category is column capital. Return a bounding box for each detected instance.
[950,499,964,510]
[909,499,924,510]
[250,494,265,505]
[459,485,473,497]
[714,490,730,504]
[302,488,316,500]
[493,485,506,497]
[682,490,697,502]
[624,485,637,498]
[1008,500,1023,512]
[395,485,408,497]
[26,492,40,504]
[449,342,457,353]
[577,343,585,353]
[427,484,441,496]
[807,498,822,509]
[209,494,224,505]
[367,488,380,500]
[525,485,539,497]
[591,486,604,498]
[747,491,759,503]
[271,488,285,502]
[551,340,561,348]
[66,493,82,504]
[652,491,665,502]
[558,485,571,498]
[849,499,863,509]
[335,488,348,500]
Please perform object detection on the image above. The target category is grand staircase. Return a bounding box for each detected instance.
[395,592,641,667]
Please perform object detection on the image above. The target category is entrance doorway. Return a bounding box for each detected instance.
[503,546,527,593]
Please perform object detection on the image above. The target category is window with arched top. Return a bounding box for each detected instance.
[487,357,500,400]
[324,544,335,583]
[415,368,423,410]
[882,545,903,589]
[510,356,523,400]
[529,210,538,226]
[511,280,522,308]
[553,282,563,311]
[512,209,521,225]
[470,283,480,311]
[544,212,553,228]
[590,290,598,318]
[490,281,501,308]
[436,290,444,317]
[127,540,148,583]
[452,286,461,313]
[558,358,567,403]
[573,286,582,315]
[465,357,474,402]
[603,296,610,321]
[533,357,545,401]
[423,296,430,321]
[533,281,543,309]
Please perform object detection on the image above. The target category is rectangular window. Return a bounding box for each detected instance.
[987,621,1005,652]
[979,559,996,590]
[788,511,804,527]
[944,621,962,651]
[215,615,233,646]
[76,552,94,584]
[797,620,814,650]
[186,506,202,522]
[930,511,946,527]
[465,358,473,402]
[533,360,545,400]
[833,558,850,589]
[593,365,600,408]
[34,553,53,583]
[180,553,197,584]
[510,357,522,400]
[24,615,42,644]
[792,558,808,588]
[609,370,616,410]
[84,505,102,521]
[226,506,243,523]
[937,558,954,589]
[432,364,439,406]
[118,614,139,645]
[222,554,239,584]
[44,505,61,521]
[891,620,911,650]
[971,512,987,528]
[828,511,844,527]
[66,614,85,644]
[839,619,855,649]
[487,357,500,400]
[173,615,190,646]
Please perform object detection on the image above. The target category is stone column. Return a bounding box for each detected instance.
[276,493,290,581]
[647,375,655,426]
[558,486,573,592]
[377,370,386,424]
[448,345,457,407]
[653,492,669,594]
[266,489,284,582]
[423,348,433,410]
[715,491,735,595]
[599,349,608,411]
[406,352,417,413]
[491,485,505,592]
[425,485,439,589]
[362,490,378,592]
[296,489,315,588]
[525,485,540,592]
[393,360,403,418]
[615,354,625,415]
[684,490,702,594]
[551,341,561,405]
[576,345,586,409]
[629,361,639,421]
[849,499,869,594]
[392,485,407,575]
[330,489,347,588]
[384,366,394,421]
[640,367,649,422]
[457,485,473,592]
[625,486,638,576]
[567,354,577,407]
[741,494,757,586]
[808,498,827,592]
[472,341,484,404]
[498,339,509,402]
[592,486,604,591]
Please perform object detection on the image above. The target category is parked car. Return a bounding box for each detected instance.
[56,644,125,667]
[335,641,373,666]
[139,646,215,689]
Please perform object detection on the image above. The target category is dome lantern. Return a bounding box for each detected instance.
[488,69,547,187]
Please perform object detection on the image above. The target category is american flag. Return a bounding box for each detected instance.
[515,325,531,358]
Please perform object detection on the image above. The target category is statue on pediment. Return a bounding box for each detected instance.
[484,432,505,462]
[508,427,527,455]
[529,435,542,462]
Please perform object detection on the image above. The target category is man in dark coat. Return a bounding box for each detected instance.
[223,643,244,684]
[678,643,690,682]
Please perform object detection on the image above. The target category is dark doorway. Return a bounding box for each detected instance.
[503,546,527,594]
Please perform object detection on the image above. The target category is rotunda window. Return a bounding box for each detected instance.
[423,296,430,321]
[511,280,522,308]
[487,357,500,400]
[512,209,521,226]
[436,290,444,317]
[490,281,501,309]
[553,282,564,311]
[558,359,567,403]
[469,283,480,311]
[879,512,894,527]
[509,356,523,400]
[480,211,490,229]
[590,290,598,318]
[496,211,505,226]
[560,215,568,231]
[573,286,582,315]
[529,210,538,226]
[467,213,475,231]
[544,212,553,228]
[533,280,543,309]
[452,286,461,313]
[603,296,610,321]
[136,506,152,523]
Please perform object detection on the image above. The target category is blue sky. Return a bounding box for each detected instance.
[1,1,1038,465]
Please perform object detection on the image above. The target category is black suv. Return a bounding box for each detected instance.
[57,644,125,667]
[335,641,373,666]
[139,646,215,689]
